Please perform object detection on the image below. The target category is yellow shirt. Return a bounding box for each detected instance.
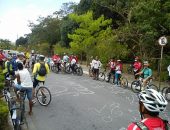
[33,62,50,81]
[25,52,30,59]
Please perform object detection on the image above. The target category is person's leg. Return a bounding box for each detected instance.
[33,78,39,98]
[26,88,33,115]
[114,73,118,85]
[93,69,96,80]
[96,69,99,80]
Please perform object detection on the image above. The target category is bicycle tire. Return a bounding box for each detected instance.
[65,66,72,74]
[98,72,105,81]
[131,81,141,93]
[76,67,83,76]
[147,84,158,91]
[161,87,168,97]
[36,86,52,106]
[120,77,128,88]
[165,87,170,101]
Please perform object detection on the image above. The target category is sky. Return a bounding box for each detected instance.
[0,0,80,43]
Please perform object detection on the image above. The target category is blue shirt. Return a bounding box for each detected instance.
[141,67,152,79]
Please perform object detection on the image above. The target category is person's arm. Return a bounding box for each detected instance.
[46,63,50,74]
[16,74,21,85]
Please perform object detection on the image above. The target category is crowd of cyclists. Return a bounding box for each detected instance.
[0,49,169,130]
[89,56,153,90]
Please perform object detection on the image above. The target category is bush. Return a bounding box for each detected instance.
[0,99,9,130]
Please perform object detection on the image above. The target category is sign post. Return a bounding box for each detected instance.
[158,36,167,90]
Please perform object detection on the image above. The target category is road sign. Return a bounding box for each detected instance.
[158,36,167,46]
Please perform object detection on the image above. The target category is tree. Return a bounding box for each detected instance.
[16,36,28,46]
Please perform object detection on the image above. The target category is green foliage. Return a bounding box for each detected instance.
[53,44,70,55]
[0,99,9,130]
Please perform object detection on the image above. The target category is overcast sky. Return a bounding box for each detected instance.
[0,0,80,42]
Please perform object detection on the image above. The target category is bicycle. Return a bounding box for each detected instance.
[65,64,83,76]
[1,84,23,130]
[105,71,115,84]
[33,82,52,106]
[131,77,158,93]
[164,87,170,101]
[119,75,128,88]
[98,68,106,81]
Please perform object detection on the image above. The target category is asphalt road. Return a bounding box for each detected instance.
[24,72,170,130]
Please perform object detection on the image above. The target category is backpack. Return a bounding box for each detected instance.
[37,63,47,76]
[134,120,170,130]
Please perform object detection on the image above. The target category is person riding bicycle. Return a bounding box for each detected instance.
[32,55,50,100]
[127,89,168,130]
[62,53,69,67]
[133,56,142,79]
[114,59,123,85]
[106,58,116,83]
[135,61,152,90]
[13,63,33,115]
[52,54,61,72]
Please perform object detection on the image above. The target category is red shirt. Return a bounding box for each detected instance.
[52,55,60,63]
[0,53,5,61]
[127,118,166,130]
[133,61,142,71]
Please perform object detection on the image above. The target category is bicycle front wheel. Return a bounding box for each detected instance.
[36,87,52,106]
[148,84,158,91]
[120,77,128,88]
[98,72,105,81]
[131,81,141,93]
[76,67,83,76]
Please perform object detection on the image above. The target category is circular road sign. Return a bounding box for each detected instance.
[158,36,167,46]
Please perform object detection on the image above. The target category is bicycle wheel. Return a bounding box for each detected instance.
[65,66,72,74]
[148,84,158,91]
[76,67,83,76]
[161,87,168,97]
[36,86,52,106]
[131,81,141,93]
[165,87,170,101]
[98,72,105,81]
[120,77,128,88]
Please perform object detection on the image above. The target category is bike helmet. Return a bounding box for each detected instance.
[138,89,168,112]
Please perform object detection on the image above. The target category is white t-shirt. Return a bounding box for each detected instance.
[71,58,76,65]
[14,68,33,88]
[167,65,170,76]
[63,55,69,62]
[92,60,102,69]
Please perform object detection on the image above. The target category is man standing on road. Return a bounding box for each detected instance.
[14,63,33,115]
[127,89,168,130]
[107,58,116,83]
[92,56,102,80]
[32,55,50,100]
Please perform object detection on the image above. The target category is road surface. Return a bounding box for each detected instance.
[24,72,170,130]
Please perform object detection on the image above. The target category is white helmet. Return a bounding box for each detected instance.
[138,89,168,112]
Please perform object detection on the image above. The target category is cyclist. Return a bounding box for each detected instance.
[133,56,142,79]
[63,52,69,63]
[13,63,33,115]
[0,49,5,67]
[3,55,14,79]
[92,56,102,80]
[127,89,168,130]
[32,55,50,100]
[114,59,123,85]
[106,58,116,83]
[135,61,152,89]
[70,56,77,73]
